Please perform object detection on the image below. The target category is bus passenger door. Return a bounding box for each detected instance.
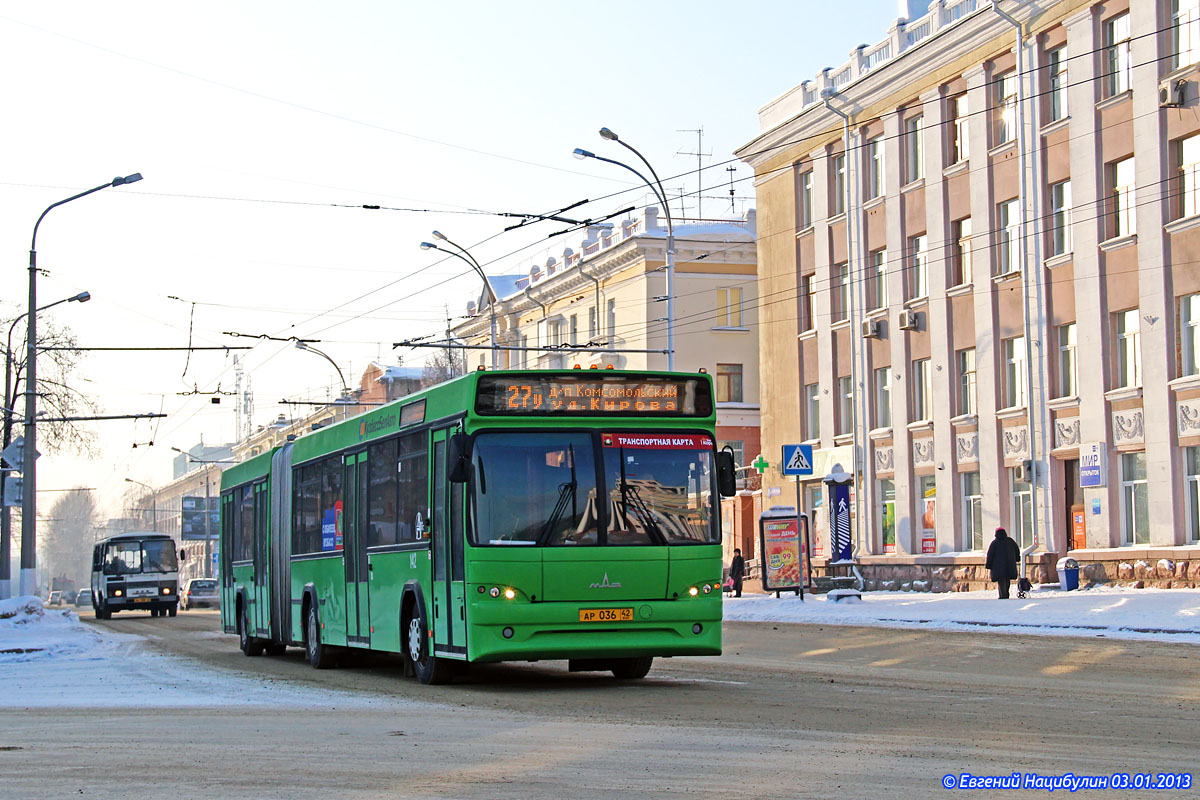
[343,451,369,646]
[430,426,467,657]
[253,481,270,637]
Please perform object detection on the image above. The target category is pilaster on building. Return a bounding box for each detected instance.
[736,0,1200,590]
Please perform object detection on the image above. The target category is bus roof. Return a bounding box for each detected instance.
[98,532,176,544]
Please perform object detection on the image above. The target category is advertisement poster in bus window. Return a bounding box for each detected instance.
[762,518,804,591]
[322,500,344,551]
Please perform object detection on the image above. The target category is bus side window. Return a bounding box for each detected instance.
[92,544,103,571]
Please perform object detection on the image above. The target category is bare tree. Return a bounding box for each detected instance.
[421,345,466,387]
[42,488,98,589]
[3,309,101,457]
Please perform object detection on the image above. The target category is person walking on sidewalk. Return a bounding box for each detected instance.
[985,527,1020,599]
[730,548,745,598]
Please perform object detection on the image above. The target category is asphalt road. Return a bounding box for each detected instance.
[3,607,1197,799]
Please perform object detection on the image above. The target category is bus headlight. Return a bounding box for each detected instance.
[504,588,516,600]
[489,587,500,598]
[113,589,123,597]
[702,584,712,594]
[688,586,699,597]
[162,587,172,595]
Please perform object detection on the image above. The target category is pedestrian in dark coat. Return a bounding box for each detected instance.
[985,527,1020,599]
[730,548,745,598]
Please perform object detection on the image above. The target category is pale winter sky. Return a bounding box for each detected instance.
[0,1,902,522]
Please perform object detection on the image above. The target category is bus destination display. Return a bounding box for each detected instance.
[475,375,712,417]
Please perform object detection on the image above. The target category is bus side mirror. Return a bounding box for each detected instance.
[448,433,473,483]
[717,448,737,497]
[179,549,187,561]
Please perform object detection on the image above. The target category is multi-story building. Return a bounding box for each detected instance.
[449,207,761,472]
[737,0,1200,588]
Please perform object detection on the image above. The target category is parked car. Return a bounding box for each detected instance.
[47,591,62,606]
[179,579,219,610]
[75,588,93,608]
[63,590,77,605]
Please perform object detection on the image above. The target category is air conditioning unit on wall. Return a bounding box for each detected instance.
[898,310,919,331]
[862,319,881,339]
[1160,78,1188,108]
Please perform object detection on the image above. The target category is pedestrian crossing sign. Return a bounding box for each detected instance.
[781,444,814,476]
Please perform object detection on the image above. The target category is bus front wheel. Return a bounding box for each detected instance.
[240,605,264,657]
[168,604,177,618]
[611,657,653,680]
[305,603,333,669]
[407,608,452,685]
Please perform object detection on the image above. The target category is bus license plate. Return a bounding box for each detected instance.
[134,597,150,603]
[579,608,633,622]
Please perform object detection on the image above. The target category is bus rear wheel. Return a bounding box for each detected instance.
[611,657,653,679]
[168,604,177,617]
[305,603,333,669]
[240,606,264,657]
[407,609,452,685]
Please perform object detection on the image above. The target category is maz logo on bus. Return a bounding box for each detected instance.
[589,573,622,589]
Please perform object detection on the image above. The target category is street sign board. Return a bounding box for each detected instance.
[781,444,814,476]
[1,437,36,471]
[3,476,21,507]
[1080,442,1106,488]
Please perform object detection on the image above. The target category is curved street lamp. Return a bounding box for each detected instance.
[22,173,140,597]
[574,128,675,370]
[0,290,90,600]
[294,340,350,400]
[124,477,157,532]
[421,234,499,368]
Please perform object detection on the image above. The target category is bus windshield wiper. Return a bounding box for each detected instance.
[616,450,666,544]
[537,444,577,544]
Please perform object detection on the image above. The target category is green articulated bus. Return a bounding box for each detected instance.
[219,368,737,684]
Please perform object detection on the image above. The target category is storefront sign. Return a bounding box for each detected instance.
[1080,442,1106,488]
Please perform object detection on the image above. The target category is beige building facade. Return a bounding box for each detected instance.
[450,207,762,472]
[738,0,1200,588]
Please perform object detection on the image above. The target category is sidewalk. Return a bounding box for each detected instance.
[721,585,1200,645]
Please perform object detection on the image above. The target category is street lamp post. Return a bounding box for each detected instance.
[1,291,90,600]
[22,174,140,597]
[574,127,675,371]
[294,340,350,401]
[421,234,498,368]
[124,477,157,532]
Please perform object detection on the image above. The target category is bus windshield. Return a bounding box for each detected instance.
[471,431,718,546]
[104,540,178,575]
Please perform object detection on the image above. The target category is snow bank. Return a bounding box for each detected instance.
[0,599,426,709]
[723,586,1200,645]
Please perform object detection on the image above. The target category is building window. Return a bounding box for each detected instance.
[832,152,847,216]
[837,375,853,436]
[866,136,884,200]
[996,70,1018,145]
[588,306,597,341]
[874,366,892,429]
[907,234,928,299]
[1174,0,1200,70]
[834,263,849,322]
[1109,157,1136,239]
[962,471,983,551]
[606,299,616,346]
[1057,323,1077,398]
[1048,179,1072,256]
[1182,293,1200,376]
[798,169,813,229]
[716,287,743,327]
[879,479,896,552]
[1179,135,1200,220]
[950,93,969,164]
[569,314,578,345]
[911,358,931,421]
[904,115,924,184]
[1186,445,1200,542]
[957,348,977,416]
[1121,452,1149,545]
[1115,309,1141,388]
[869,248,888,310]
[716,363,743,403]
[1105,13,1132,97]
[996,198,1020,275]
[1047,46,1068,122]
[804,383,821,441]
[799,273,814,332]
[952,218,973,285]
[1002,336,1027,408]
[1011,468,1034,549]
[918,474,936,549]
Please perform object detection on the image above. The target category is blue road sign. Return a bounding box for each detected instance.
[781,444,814,476]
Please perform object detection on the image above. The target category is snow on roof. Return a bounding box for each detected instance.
[368,362,425,381]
